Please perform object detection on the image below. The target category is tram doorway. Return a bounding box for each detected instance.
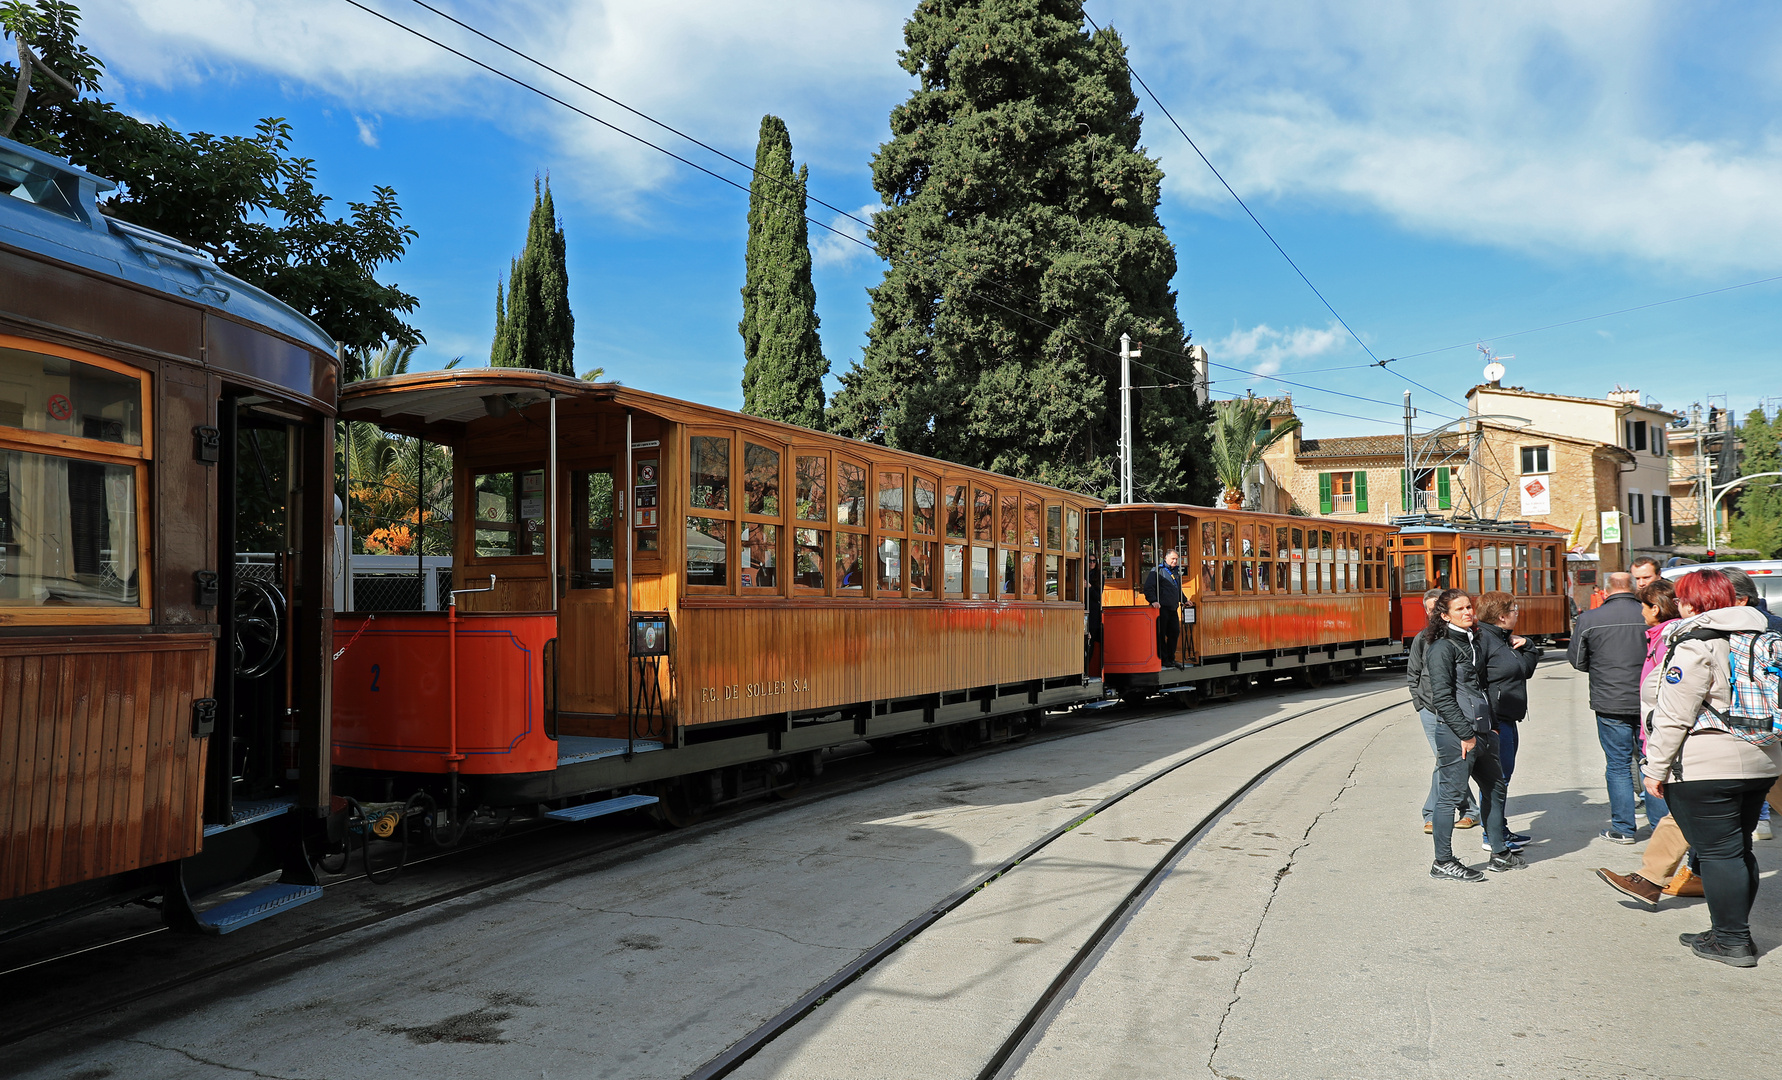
[558,460,626,723]
[205,401,317,827]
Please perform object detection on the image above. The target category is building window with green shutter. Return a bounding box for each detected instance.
[1321,471,1367,514]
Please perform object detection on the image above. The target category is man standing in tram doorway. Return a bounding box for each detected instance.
[1145,549,1185,668]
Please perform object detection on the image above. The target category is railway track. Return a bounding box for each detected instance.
[689,687,1409,1080]
[0,674,1391,1050]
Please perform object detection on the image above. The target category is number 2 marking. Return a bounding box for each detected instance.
[370,664,381,692]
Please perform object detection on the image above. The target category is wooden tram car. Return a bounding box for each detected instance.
[1090,505,1403,700]
[0,136,337,939]
[332,370,1101,821]
[1385,519,1569,645]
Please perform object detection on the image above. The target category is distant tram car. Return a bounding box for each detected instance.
[1090,505,1402,700]
[1385,519,1570,645]
[332,370,1102,823]
[0,136,336,939]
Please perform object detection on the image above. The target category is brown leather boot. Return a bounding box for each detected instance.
[1663,866,1705,897]
[1596,868,1661,910]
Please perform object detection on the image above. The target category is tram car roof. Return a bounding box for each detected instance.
[341,367,1103,503]
[1096,502,1401,529]
[1388,516,1568,539]
[0,134,334,355]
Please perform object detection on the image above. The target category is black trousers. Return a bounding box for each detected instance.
[1667,774,1774,946]
[1157,608,1180,666]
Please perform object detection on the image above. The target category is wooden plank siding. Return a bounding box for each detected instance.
[0,636,212,901]
[674,601,1083,725]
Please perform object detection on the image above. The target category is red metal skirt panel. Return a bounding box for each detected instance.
[1101,607,1161,673]
[332,612,557,776]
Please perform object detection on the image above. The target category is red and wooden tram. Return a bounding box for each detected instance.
[0,136,336,939]
[331,370,1101,821]
[1385,519,1570,645]
[1090,504,1402,700]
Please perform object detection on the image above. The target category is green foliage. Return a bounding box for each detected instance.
[1729,406,1782,557]
[1209,398,1299,497]
[739,115,828,430]
[3,2,421,372]
[828,0,1213,501]
[491,176,574,375]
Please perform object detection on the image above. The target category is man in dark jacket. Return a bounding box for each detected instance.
[1567,572,1656,843]
[1143,549,1185,667]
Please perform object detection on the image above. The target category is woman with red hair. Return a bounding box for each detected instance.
[1645,568,1782,967]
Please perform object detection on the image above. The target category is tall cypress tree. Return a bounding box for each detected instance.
[739,116,829,430]
[828,0,1213,501]
[491,176,575,374]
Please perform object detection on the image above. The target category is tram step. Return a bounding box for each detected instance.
[1078,698,1121,710]
[192,883,324,935]
[203,797,298,837]
[544,794,660,822]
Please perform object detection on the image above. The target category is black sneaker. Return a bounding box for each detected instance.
[1600,829,1638,845]
[1506,831,1532,844]
[1686,931,1758,968]
[1430,858,1485,883]
[1487,849,1528,872]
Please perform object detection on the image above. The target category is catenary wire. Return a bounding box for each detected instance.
[342,0,1409,422]
[1387,273,1782,362]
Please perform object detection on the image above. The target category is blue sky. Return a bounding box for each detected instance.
[65,0,1782,438]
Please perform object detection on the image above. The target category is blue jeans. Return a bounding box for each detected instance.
[1597,714,1666,834]
[1431,725,1508,861]
[1421,708,1478,822]
[1496,720,1519,786]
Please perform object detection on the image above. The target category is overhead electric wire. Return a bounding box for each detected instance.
[345,0,1408,424]
[1387,273,1782,362]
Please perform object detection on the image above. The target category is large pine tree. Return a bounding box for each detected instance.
[491,177,574,374]
[1731,407,1782,556]
[739,116,829,430]
[828,0,1213,501]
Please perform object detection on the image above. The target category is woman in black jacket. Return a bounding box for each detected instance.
[1477,591,1542,848]
[1423,589,1521,881]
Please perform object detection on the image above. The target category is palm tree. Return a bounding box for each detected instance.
[1210,396,1300,509]
[355,341,417,382]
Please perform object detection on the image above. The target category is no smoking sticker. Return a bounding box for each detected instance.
[46,394,72,421]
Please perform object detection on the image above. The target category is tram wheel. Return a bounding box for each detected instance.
[652,779,699,828]
[1299,665,1329,689]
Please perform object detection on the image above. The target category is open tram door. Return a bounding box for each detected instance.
[168,391,334,932]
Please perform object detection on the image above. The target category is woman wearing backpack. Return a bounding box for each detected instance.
[1644,568,1782,967]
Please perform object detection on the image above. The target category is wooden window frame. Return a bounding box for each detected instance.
[685,428,738,595]
[0,336,154,626]
[739,437,787,596]
[833,456,869,597]
[874,466,907,599]
[792,448,830,596]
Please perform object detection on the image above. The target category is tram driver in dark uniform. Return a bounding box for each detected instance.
[1144,548,1185,668]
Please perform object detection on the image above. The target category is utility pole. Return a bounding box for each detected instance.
[1402,391,1415,518]
[1119,333,1137,505]
[1694,404,1712,555]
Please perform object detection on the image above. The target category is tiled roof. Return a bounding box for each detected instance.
[1297,434,1467,461]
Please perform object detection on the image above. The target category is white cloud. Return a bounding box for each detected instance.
[1207,321,1347,379]
[1105,0,1782,274]
[353,114,379,148]
[812,203,880,268]
[79,0,909,211]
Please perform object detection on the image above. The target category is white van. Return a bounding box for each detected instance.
[1661,560,1782,604]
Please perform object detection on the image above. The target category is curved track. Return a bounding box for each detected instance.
[689,688,1408,1080]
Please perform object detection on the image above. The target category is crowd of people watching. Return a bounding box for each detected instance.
[1411,559,1782,969]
